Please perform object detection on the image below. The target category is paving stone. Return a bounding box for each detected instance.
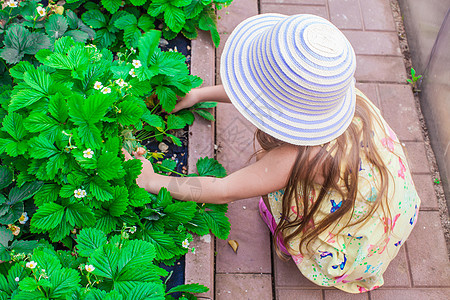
[324,289,369,299]
[381,246,411,287]
[355,56,407,83]
[378,84,423,142]
[215,33,229,85]
[359,0,396,31]
[355,82,380,108]
[328,0,363,29]
[274,254,325,288]
[260,4,328,19]
[277,289,323,299]
[342,30,402,56]
[216,198,272,273]
[403,142,430,174]
[216,274,273,300]
[371,288,450,300]
[406,211,450,286]
[217,0,258,34]
[412,174,439,210]
[185,235,214,299]
[261,0,325,4]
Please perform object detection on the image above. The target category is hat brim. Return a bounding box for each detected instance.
[220,14,356,146]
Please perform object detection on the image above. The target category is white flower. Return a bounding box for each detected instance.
[74,189,87,198]
[93,81,103,90]
[115,78,128,87]
[129,69,137,77]
[26,261,37,269]
[85,265,95,272]
[132,59,142,68]
[101,87,111,94]
[18,212,28,224]
[36,6,46,17]
[130,47,136,53]
[14,277,19,282]
[7,1,18,8]
[182,239,189,248]
[129,226,136,234]
[83,148,94,158]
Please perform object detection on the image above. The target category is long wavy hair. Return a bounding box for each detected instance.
[255,95,395,259]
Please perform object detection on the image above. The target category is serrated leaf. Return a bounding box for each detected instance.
[123,159,143,185]
[76,228,107,257]
[141,111,163,128]
[0,227,13,248]
[137,15,155,32]
[10,240,39,256]
[106,186,128,217]
[0,166,13,190]
[164,201,196,225]
[18,277,39,292]
[34,184,60,206]
[167,114,186,130]
[166,133,181,146]
[102,0,122,14]
[2,112,25,141]
[176,110,194,126]
[46,153,66,179]
[45,14,69,39]
[9,85,46,112]
[155,85,177,112]
[196,157,226,177]
[94,210,119,234]
[123,25,142,48]
[48,267,80,298]
[29,135,59,159]
[125,282,165,300]
[184,0,205,19]
[65,29,90,43]
[193,109,215,121]
[167,283,209,294]
[117,100,143,125]
[89,176,114,202]
[30,203,65,232]
[141,230,179,260]
[0,47,23,65]
[24,113,59,133]
[82,10,107,29]
[89,243,119,278]
[114,14,137,29]
[97,152,123,181]
[8,181,43,204]
[0,202,23,224]
[65,202,96,227]
[9,61,34,80]
[128,185,151,207]
[137,30,162,67]
[164,5,185,33]
[48,94,68,123]
[130,0,147,5]
[23,32,51,55]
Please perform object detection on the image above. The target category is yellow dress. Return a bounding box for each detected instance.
[267,89,421,293]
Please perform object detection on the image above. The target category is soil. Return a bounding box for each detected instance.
[390,0,450,258]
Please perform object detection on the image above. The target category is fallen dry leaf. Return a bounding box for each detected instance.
[228,240,239,253]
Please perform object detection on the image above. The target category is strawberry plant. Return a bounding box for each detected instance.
[0,227,209,299]
[0,31,229,265]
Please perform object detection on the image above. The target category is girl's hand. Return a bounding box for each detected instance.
[172,89,201,113]
[122,147,155,192]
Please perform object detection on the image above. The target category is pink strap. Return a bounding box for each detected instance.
[259,198,290,255]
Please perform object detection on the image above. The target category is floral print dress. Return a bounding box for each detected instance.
[267,89,421,293]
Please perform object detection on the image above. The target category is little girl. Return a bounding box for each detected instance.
[125,14,421,293]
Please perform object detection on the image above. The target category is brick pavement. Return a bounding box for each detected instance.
[186,0,450,299]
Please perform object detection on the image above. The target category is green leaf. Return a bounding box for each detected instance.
[114,14,137,29]
[106,186,129,217]
[155,85,177,112]
[128,185,151,207]
[1,25,29,64]
[29,135,59,159]
[130,0,148,5]
[101,0,122,14]
[8,181,43,205]
[9,61,34,80]
[125,282,165,300]
[167,283,209,294]
[95,210,119,234]
[137,30,162,67]
[82,10,107,29]
[166,133,181,146]
[90,176,114,202]
[164,201,196,225]
[9,85,46,113]
[2,112,25,141]
[94,29,116,49]
[76,228,107,257]
[184,0,205,19]
[30,203,65,232]
[192,101,217,109]
[0,48,23,65]
[137,15,155,32]
[34,184,60,206]
[117,100,143,126]
[23,32,51,55]
[164,5,185,33]
[48,268,80,298]
[0,166,13,190]
[176,110,194,126]
[141,111,163,128]
[0,227,13,248]
[68,93,115,125]
[24,113,59,133]
[196,157,226,177]
[97,152,124,181]
[193,109,215,121]
[23,67,52,95]
[65,203,96,227]
[45,14,69,40]
[123,25,142,48]
[167,114,187,130]
[0,202,23,224]
[46,153,67,179]
[65,30,90,43]
[10,240,39,256]
[89,243,119,278]
[141,230,179,260]
[18,277,39,292]
[77,123,103,149]
[48,94,69,123]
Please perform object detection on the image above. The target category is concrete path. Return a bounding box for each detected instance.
[186,0,450,299]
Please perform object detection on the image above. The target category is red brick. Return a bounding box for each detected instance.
[328,0,363,29]
[216,198,272,273]
[403,142,431,174]
[216,274,273,300]
[217,0,258,34]
[277,289,323,299]
[324,289,369,299]
[355,56,407,83]
[412,174,439,210]
[378,84,423,142]
[406,211,450,286]
[260,4,328,19]
[371,288,450,300]
[359,0,396,31]
[342,31,402,56]
[381,246,411,287]
[355,82,380,108]
[274,254,325,288]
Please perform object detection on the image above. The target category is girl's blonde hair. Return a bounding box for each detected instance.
[256,95,394,259]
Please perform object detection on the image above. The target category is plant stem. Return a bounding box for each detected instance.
[150,103,160,114]
[158,164,185,177]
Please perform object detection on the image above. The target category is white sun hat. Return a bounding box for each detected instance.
[220,14,357,146]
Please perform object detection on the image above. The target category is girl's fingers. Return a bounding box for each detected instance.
[122,148,133,160]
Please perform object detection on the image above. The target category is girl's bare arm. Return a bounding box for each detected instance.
[172,85,230,112]
[124,144,299,204]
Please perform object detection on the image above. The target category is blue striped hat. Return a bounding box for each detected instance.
[220,14,357,146]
